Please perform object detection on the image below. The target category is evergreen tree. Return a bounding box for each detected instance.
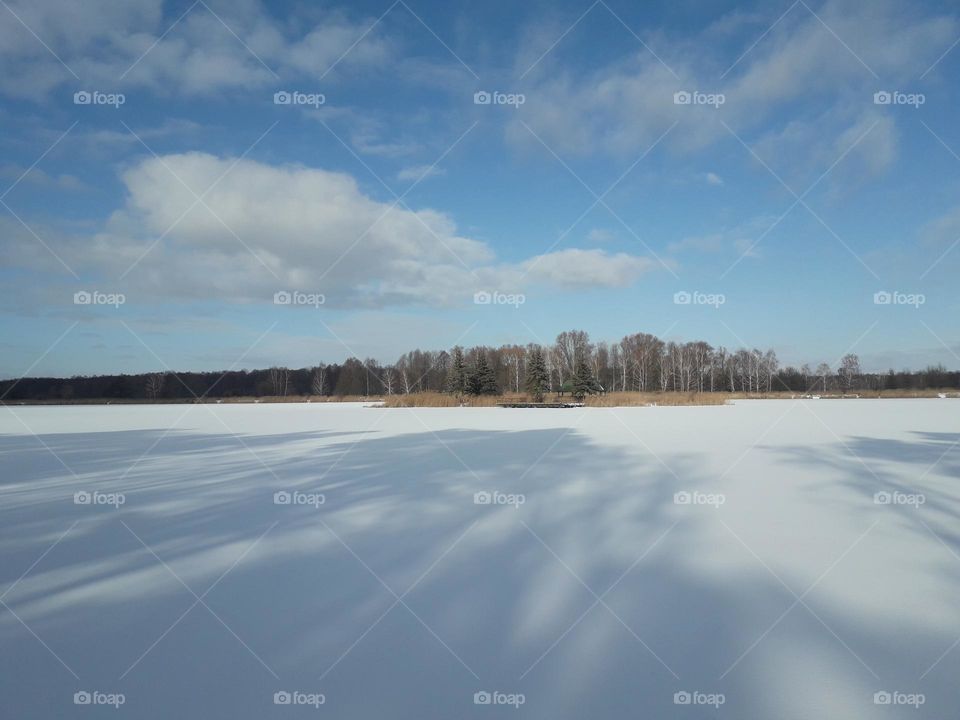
[571,357,600,401]
[467,352,498,395]
[525,347,549,402]
[446,346,467,397]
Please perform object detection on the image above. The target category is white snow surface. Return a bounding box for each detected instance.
[1,399,958,718]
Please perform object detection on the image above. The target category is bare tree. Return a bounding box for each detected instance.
[763,349,779,393]
[839,354,861,393]
[815,362,833,393]
[145,372,165,400]
[554,330,590,388]
[382,365,396,395]
[363,357,381,397]
[500,345,524,393]
[311,364,327,396]
[268,367,290,396]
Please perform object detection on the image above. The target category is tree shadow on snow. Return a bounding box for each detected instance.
[0,420,957,719]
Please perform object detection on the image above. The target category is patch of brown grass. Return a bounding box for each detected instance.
[584,392,727,406]
[725,389,960,400]
[195,394,383,404]
[377,391,728,407]
[377,393,503,407]
[211,395,383,404]
[1,395,382,406]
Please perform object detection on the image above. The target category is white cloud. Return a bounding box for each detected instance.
[920,205,960,253]
[751,109,898,190]
[586,228,615,243]
[522,248,656,287]
[0,164,85,191]
[349,125,422,158]
[510,0,955,162]
[3,153,660,307]
[396,165,446,182]
[0,0,394,100]
[704,172,723,186]
[668,234,724,254]
[668,215,778,257]
[724,0,955,109]
[506,57,691,156]
[733,237,761,259]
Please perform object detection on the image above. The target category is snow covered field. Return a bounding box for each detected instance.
[1,400,958,718]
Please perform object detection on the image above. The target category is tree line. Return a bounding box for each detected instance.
[2,329,959,401]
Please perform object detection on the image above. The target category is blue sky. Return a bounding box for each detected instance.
[1,0,959,377]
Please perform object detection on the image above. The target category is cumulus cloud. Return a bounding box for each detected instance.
[3,153,659,307]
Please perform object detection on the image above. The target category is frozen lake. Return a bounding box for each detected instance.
[1,400,958,718]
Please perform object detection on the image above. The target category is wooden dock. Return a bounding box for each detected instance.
[497,402,584,408]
